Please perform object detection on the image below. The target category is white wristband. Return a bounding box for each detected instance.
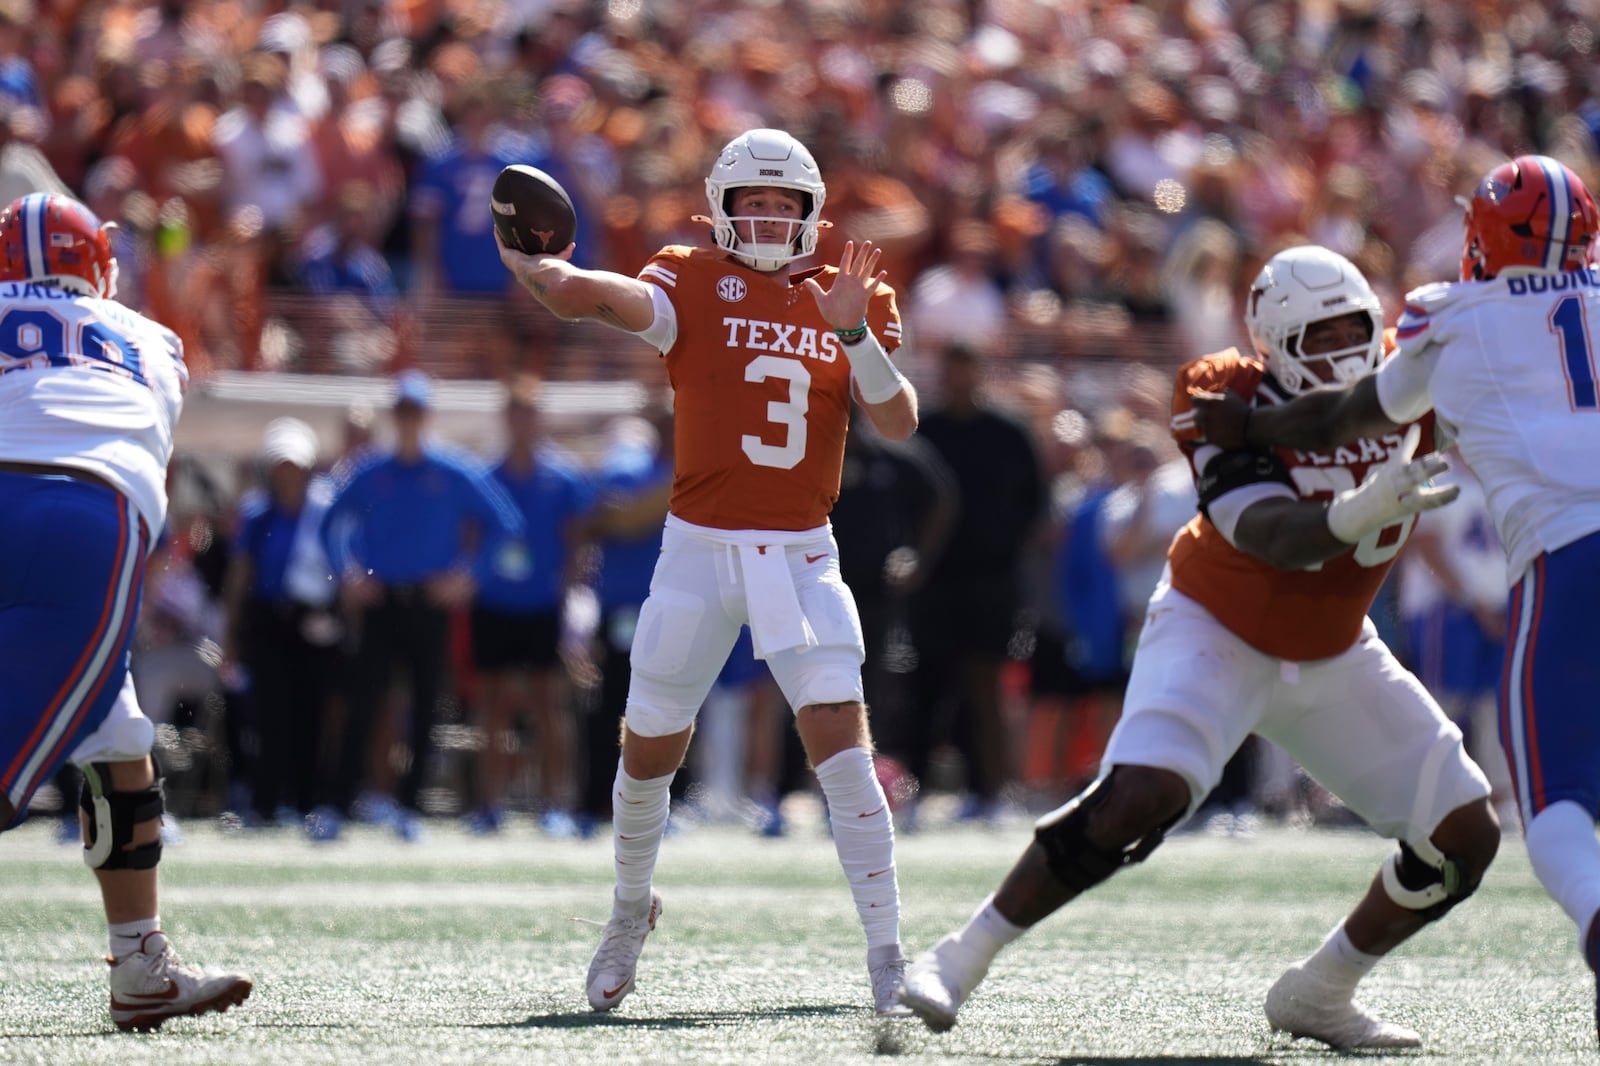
[842,328,907,405]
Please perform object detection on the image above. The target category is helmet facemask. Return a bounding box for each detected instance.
[1245,245,1385,398]
[703,129,826,272]
[1269,311,1383,396]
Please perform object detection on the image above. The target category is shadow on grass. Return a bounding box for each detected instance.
[1043,1049,1382,1056]
[481,1002,862,1030]
[1040,1060,1272,1065]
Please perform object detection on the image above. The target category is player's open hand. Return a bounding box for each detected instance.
[1326,424,1461,542]
[802,240,887,332]
[1188,390,1252,449]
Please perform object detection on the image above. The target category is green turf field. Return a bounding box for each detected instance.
[0,813,1590,1065]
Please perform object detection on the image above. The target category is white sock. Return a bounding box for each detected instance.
[959,894,1025,963]
[611,764,673,907]
[1525,800,1600,953]
[108,916,159,959]
[814,747,900,950]
[1303,921,1381,993]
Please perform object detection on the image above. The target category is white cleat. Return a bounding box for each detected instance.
[869,947,912,1017]
[1265,963,1422,1049]
[107,931,252,1033]
[586,890,663,1011]
[897,933,991,1033]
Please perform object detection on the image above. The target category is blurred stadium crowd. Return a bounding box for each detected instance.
[7,0,1584,838]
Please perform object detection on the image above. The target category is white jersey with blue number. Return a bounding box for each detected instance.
[0,280,187,533]
[1375,269,1600,581]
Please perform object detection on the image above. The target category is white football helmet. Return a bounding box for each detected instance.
[1245,245,1383,397]
[705,128,826,272]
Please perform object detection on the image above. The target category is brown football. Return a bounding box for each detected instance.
[491,164,577,255]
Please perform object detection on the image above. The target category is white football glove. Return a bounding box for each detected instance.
[1326,424,1461,543]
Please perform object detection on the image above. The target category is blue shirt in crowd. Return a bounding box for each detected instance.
[589,442,670,612]
[475,446,594,615]
[320,445,522,586]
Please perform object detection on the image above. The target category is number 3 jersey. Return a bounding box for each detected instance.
[0,282,187,535]
[1168,347,1435,662]
[1375,272,1600,582]
[638,246,902,532]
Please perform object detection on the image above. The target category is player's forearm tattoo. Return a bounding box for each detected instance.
[517,266,547,298]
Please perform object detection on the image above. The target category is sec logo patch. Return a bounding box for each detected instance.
[717,276,747,302]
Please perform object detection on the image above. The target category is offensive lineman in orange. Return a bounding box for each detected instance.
[497,129,918,1015]
[898,246,1501,1050]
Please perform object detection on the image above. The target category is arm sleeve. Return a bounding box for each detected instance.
[1374,342,1440,424]
[1194,448,1298,547]
[633,282,679,353]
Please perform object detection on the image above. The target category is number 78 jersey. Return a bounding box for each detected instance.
[640,246,902,532]
[1168,347,1435,661]
[1376,272,1600,581]
[0,282,187,535]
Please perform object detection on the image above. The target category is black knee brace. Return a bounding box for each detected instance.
[1032,772,1178,894]
[80,760,164,871]
[1382,840,1478,921]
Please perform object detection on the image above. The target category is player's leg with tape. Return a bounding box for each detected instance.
[772,567,913,1014]
[900,596,1244,1032]
[76,685,254,1032]
[588,539,739,1011]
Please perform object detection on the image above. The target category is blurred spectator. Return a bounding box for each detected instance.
[222,418,339,827]
[408,80,523,298]
[831,403,956,793]
[576,407,673,835]
[297,179,399,318]
[1099,421,1196,628]
[904,220,1008,357]
[905,344,1044,823]
[213,51,322,280]
[466,375,593,836]
[317,370,522,840]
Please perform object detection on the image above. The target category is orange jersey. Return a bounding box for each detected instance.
[639,246,902,531]
[1166,344,1435,661]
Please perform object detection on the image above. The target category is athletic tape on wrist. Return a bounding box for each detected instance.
[842,329,907,405]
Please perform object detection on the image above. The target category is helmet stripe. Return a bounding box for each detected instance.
[1536,156,1571,272]
[22,193,47,279]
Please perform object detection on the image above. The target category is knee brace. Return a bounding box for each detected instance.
[1032,771,1178,894]
[80,760,164,871]
[1381,838,1478,921]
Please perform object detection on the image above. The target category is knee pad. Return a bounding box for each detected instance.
[80,760,164,871]
[1032,770,1178,894]
[1381,838,1479,920]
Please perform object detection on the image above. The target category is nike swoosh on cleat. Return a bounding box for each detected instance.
[602,979,631,999]
[859,805,885,818]
[805,553,828,564]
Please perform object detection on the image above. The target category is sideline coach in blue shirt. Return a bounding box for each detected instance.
[320,370,522,837]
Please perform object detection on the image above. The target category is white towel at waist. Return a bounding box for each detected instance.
[664,514,826,659]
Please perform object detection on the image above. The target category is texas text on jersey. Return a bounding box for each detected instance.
[639,245,903,532]
[1168,346,1435,661]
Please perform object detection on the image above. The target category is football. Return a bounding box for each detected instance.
[490,164,577,255]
